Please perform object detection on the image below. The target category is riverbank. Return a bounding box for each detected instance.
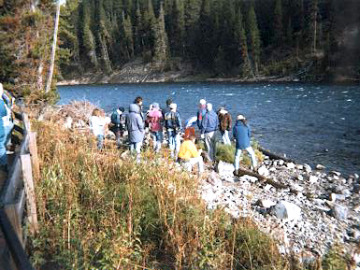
[30,101,360,269]
[57,58,360,86]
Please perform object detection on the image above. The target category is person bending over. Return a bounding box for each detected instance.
[233,114,257,172]
[178,135,204,175]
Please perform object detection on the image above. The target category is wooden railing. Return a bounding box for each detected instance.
[0,112,39,270]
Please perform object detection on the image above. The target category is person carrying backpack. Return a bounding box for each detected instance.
[146,103,163,153]
[110,107,126,148]
[164,103,182,159]
[233,114,257,172]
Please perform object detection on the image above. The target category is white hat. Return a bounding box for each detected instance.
[199,99,206,105]
[169,103,177,110]
[237,114,245,120]
[206,103,213,111]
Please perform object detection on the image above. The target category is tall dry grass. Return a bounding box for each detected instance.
[29,121,288,269]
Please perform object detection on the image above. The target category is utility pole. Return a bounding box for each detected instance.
[45,0,60,93]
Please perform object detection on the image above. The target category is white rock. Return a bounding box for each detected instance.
[216,161,235,178]
[291,184,304,193]
[316,164,326,170]
[258,199,276,208]
[278,160,284,166]
[63,116,73,129]
[329,171,341,177]
[258,165,270,177]
[308,175,318,184]
[354,173,359,179]
[287,162,295,169]
[296,164,304,170]
[240,175,258,183]
[273,201,302,221]
[297,175,304,181]
[304,164,312,173]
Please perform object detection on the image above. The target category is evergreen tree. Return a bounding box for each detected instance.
[273,0,283,46]
[153,4,169,68]
[247,2,261,75]
[184,0,200,60]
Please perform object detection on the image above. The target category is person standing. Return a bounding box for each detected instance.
[134,96,144,120]
[201,103,219,163]
[164,103,182,159]
[0,84,9,170]
[197,99,207,129]
[126,103,145,162]
[110,107,126,148]
[218,107,232,145]
[178,135,204,175]
[89,108,108,150]
[233,114,257,171]
[146,103,163,153]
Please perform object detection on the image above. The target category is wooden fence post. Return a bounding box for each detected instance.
[20,154,39,235]
[29,132,40,181]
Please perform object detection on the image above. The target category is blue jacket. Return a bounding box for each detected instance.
[0,99,7,140]
[233,121,251,150]
[164,111,182,133]
[201,110,219,134]
[126,104,144,143]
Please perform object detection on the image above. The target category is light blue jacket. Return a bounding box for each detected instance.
[201,110,219,134]
[126,104,144,143]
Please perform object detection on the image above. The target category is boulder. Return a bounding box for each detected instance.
[258,165,270,177]
[287,162,295,169]
[297,175,304,181]
[330,204,348,220]
[304,164,312,173]
[354,173,359,180]
[316,164,326,170]
[273,201,302,221]
[240,175,258,183]
[296,164,304,170]
[257,199,276,209]
[329,171,341,177]
[309,175,318,184]
[216,161,235,178]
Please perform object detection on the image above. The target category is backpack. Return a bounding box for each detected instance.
[111,111,120,125]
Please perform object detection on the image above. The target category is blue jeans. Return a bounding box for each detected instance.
[167,130,180,159]
[129,142,142,163]
[97,135,104,150]
[151,131,163,153]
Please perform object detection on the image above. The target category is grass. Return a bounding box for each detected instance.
[28,120,350,270]
[29,121,286,269]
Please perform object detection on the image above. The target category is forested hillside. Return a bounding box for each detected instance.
[59,0,360,82]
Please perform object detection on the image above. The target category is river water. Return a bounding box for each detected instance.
[58,83,360,175]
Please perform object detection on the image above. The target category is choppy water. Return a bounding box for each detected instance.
[58,83,360,175]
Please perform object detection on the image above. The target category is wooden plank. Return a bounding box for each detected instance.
[259,147,294,163]
[3,205,23,247]
[29,132,40,182]
[0,208,34,270]
[15,189,26,224]
[20,155,38,235]
[234,167,288,189]
[2,158,22,205]
[22,114,30,133]
[20,133,30,155]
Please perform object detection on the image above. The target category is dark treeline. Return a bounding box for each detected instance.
[59,0,360,81]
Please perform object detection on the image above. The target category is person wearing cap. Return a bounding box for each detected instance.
[178,134,204,175]
[201,103,219,163]
[110,106,127,148]
[0,83,8,170]
[146,102,163,153]
[233,114,257,172]
[164,103,182,159]
[197,99,207,129]
[218,107,232,145]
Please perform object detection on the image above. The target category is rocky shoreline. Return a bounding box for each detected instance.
[42,101,360,268]
[202,158,360,267]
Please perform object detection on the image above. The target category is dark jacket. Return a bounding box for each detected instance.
[218,110,232,132]
[233,120,251,150]
[110,110,127,132]
[197,108,206,129]
[126,104,145,143]
[164,111,182,133]
[201,110,219,134]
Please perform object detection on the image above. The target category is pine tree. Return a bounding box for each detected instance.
[184,0,200,59]
[153,4,169,69]
[247,2,261,75]
[169,0,185,56]
[273,0,283,46]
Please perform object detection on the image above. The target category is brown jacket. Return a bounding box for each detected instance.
[218,110,232,132]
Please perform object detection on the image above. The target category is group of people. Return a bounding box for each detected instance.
[89,96,258,175]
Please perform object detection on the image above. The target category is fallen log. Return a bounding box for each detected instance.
[258,147,294,163]
[235,167,288,189]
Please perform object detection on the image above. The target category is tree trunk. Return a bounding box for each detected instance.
[45,1,61,93]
